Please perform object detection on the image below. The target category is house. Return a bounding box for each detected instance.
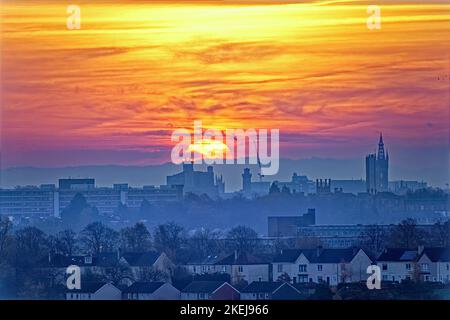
[272,247,372,285]
[122,282,180,300]
[38,252,120,283]
[240,281,306,300]
[184,255,222,275]
[376,248,418,282]
[213,252,272,284]
[66,282,122,300]
[120,252,174,281]
[181,281,240,300]
[416,247,450,283]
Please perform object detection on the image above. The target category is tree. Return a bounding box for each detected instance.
[120,222,152,252]
[139,267,170,282]
[432,220,450,247]
[188,228,221,259]
[360,225,386,255]
[80,222,118,255]
[389,218,425,248]
[227,226,259,253]
[153,222,185,260]
[0,216,13,260]
[15,227,49,268]
[55,229,78,256]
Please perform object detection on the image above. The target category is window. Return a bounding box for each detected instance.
[238,266,243,273]
[382,264,388,271]
[447,264,449,271]
[199,293,206,300]
[421,263,429,271]
[317,265,323,271]
[277,264,283,273]
[221,266,227,273]
[406,263,411,271]
[193,266,197,273]
[317,276,323,283]
[299,264,307,273]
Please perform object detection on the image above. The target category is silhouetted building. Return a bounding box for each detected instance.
[268,209,316,237]
[59,178,95,190]
[166,162,221,198]
[366,134,389,193]
[330,179,366,194]
[277,173,315,194]
[316,179,331,194]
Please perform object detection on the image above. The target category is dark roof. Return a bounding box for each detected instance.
[66,282,107,293]
[39,253,118,268]
[420,248,450,262]
[241,281,283,293]
[121,252,161,267]
[214,252,270,265]
[273,249,304,263]
[186,255,222,265]
[273,248,364,264]
[377,248,417,262]
[181,281,227,293]
[272,283,304,300]
[123,282,165,293]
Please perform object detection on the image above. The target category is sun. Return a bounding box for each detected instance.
[187,138,230,160]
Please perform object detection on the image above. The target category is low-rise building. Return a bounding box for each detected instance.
[181,281,240,300]
[272,247,372,285]
[66,282,122,300]
[122,282,180,300]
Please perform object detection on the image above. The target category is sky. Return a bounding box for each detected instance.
[0,0,449,185]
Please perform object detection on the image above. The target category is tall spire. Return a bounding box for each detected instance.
[377,132,385,160]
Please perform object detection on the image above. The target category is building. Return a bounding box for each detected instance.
[272,247,372,286]
[241,169,314,198]
[268,209,316,237]
[181,281,240,300]
[316,179,331,194]
[389,180,428,195]
[276,173,315,194]
[120,252,174,281]
[214,252,272,284]
[122,282,180,300]
[330,179,366,194]
[366,134,389,194]
[185,252,272,285]
[66,282,122,300]
[166,162,222,198]
[0,179,182,218]
[240,281,306,300]
[415,247,450,283]
[376,248,418,282]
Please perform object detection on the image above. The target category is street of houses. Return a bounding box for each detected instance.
[45,246,450,300]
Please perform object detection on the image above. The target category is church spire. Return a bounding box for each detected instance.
[377,132,385,160]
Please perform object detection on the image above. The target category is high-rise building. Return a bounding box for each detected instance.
[365,134,389,193]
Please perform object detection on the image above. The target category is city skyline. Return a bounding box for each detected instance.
[1,0,449,188]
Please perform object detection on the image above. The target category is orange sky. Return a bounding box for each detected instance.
[0,1,449,181]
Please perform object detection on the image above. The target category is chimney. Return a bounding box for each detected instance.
[316,245,323,258]
[418,245,424,255]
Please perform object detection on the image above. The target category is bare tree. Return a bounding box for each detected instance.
[80,222,119,255]
[153,222,185,260]
[0,217,13,259]
[55,229,78,256]
[389,218,425,248]
[120,222,152,252]
[360,225,386,255]
[227,225,259,254]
